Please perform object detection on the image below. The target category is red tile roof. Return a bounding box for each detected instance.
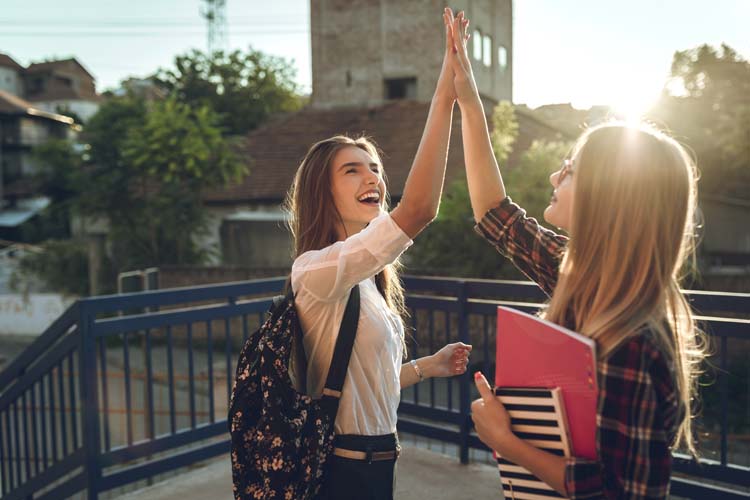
[204,100,571,204]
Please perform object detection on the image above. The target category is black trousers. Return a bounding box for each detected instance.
[320,433,399,500]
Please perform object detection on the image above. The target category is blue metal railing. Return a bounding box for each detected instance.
[0,276,747,499]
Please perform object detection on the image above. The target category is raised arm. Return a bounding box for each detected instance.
[389,9,458,239]
[446,11,507,223]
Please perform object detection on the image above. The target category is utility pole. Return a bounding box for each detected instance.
[201,0,228,55]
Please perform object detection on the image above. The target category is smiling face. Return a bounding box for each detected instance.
[329,145,387,239]
[543,157,576,232]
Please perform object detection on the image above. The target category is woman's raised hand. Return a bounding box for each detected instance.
[434,8,458,103]
[446,9,480,107]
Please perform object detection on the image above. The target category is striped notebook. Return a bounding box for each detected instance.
[494,387,571,500]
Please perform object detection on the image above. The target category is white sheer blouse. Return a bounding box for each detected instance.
[290,212,413,435]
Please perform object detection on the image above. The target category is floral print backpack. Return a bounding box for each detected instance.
[228,286,360,500]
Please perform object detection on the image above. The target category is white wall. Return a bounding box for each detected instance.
[0,294,76,337]
[35,99,100,122]
[0,67,22,96]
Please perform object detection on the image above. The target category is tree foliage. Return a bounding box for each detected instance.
[649,43,750,198]
[503,140,573,230]
[407,103,571,278]
[491,101,519,164]
[10,239,91,296]
[27,95,246,293]
[155,48,304,135]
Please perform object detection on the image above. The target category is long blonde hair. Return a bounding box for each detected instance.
[284,135,408,346]
[544,122,705,457]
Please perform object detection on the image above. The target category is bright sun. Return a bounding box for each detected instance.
[608,85,660,124]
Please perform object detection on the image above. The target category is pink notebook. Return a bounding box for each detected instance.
[495,306,598,460]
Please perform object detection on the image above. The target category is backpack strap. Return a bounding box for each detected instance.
[320,285,361,411]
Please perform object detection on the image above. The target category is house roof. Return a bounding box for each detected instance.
[0,53,23,71]
[26,58,96,81]
[203,100,572,204]
[0,89,75,123]
[25,86,101,103]
[0,197,51,228]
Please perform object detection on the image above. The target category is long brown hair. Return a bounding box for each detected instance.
[284,135,408,348]
[544,122,706,457]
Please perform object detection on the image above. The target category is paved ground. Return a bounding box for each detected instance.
[117,445,503,500]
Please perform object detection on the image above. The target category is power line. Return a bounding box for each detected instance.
[0,21,307,27]
[0,14,307,23]
[0,29,308,37]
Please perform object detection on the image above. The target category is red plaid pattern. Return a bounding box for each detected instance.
[475,197,681,499]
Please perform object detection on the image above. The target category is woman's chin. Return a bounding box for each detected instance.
[543,205,555,225]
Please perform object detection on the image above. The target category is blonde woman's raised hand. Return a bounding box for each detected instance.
[446,9,480,107]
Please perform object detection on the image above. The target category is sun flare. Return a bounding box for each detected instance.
[608,86,660,125]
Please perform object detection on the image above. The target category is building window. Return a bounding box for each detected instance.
[472,29,482,61]
[384,77,417,100]
[483,35,492,67]
[498,46,508,70]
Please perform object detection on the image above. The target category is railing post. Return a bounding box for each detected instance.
[457,281,471,464]
[719,335,728,465]
[78,302,101,500]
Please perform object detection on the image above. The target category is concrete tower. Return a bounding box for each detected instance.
[310,0,512,109]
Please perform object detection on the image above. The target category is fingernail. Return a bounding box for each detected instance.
[474,371,482,380]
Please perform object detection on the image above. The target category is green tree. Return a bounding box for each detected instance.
[648,44,750,198]
[113,97,245,268]
[491,101,519,163]
[10,239,92,296]
[26,95,245,293]
[407,102,573,279]
[156,48,304,136]
[503,140,573,229]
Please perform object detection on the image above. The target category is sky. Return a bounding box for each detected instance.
[1,0,748,113]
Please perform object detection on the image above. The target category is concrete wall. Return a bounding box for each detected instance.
[311,0,512,109]
[202,205,290,266]
[220,219,292,269]
[700,198,750,254]
[0,293,75,336]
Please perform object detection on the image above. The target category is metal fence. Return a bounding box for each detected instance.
[0,276,747,499]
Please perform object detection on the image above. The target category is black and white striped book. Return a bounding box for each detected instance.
[493,387,571,500]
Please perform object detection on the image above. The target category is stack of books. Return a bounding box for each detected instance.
[491,307,599,499]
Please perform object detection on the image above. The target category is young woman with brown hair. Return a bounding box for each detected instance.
[284,10,472,500]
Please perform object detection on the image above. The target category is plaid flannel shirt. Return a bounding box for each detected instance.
[475,197,681,499]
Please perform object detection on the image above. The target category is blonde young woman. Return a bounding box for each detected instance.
[284,10,472,500]
[443,10,705,499]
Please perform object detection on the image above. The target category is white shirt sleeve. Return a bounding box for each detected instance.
[291,212,413,302]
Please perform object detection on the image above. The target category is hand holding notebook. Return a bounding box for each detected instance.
[495,306,597,460]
